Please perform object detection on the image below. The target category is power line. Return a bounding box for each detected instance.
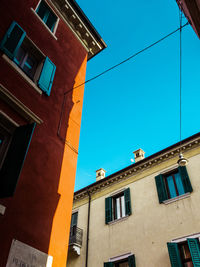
[64,22,189,95]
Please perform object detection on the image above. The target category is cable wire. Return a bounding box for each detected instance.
[64,22,189,95]
[179,10,183,151]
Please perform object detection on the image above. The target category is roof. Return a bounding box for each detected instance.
[74,132,200,199]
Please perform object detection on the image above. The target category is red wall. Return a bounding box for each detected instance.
[0,0,87,265]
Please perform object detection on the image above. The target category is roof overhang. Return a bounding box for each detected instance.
[74,132,200,200]
[176,0,200,39]
[50,0,107,60]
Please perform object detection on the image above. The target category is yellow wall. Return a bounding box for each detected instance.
[67,146,200,267]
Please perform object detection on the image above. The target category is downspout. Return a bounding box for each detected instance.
[85,190,91,267]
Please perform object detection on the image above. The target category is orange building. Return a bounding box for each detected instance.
[0,0,106,266]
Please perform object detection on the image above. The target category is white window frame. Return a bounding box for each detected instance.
[31,0,59,39]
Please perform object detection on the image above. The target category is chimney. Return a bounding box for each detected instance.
[133,148,145,163]
[96,168,106,181]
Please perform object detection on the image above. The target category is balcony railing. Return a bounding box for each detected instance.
[69,226,83,247]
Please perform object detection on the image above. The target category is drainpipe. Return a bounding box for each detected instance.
[85,190,91,267]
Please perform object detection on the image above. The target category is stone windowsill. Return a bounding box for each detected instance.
[163,192,191,205]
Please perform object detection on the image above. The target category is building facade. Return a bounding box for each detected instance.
[0,0,106,266]
[67,133,200,267]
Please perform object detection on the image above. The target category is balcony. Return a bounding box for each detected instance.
[68,226,83,256]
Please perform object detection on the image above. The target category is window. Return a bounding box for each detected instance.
[104,255,135,267]
[70,212,78,237]
[0,113,36,198]
[167,238,200,266]
[36,0,58,32]
[155,166,193,203]
[0,21,56,96]
[105,188,131,224]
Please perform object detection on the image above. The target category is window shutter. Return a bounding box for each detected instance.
[105,197,112,224]
[128,255,136,267]
[155,174,168,203]
[124,187,132,215]
[167,242,182,267]
[104,262,113,267]
[187,238,200,266]
[0,123,36,198]
[38,57,56,96]
[178,166,193,193]
[0,21,26,59]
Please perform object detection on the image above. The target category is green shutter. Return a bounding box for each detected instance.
[0,21,26,59]
[178,166,193,193]
[167,242,182,267]
[0,123,36,198]
[105,197,112,224]
[38,57,56,96]
[124,188,132,215]
[104,262,113,267]
[155,174,168,203]
[128,255,136,267]
[187,238,200,266]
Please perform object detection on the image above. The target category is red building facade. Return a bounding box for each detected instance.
[0,0,106,266]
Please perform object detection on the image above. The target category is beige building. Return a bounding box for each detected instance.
[67,133,200,267]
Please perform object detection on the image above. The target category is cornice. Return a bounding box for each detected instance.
[50,0,106,60]
[74,136,200,201]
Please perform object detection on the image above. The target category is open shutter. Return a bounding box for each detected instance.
[0,123,36,198]
[124,188,132,215]
[104,262,113,267]
[105,197,112,224]
[0,21,26,59]
[128,255,136,267]
[38,57,56,96]
[178,166,193,193]
[187,238,200,266]
[155,174,168,203]
[167,243,182,267]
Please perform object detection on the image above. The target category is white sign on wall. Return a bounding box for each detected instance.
[6,239,53,267]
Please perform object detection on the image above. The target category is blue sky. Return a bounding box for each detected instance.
[74,0,200,191]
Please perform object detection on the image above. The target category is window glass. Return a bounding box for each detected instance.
[175,172,185,195]
[179,242,193,267]
[36,1,57,32]
[114,194,125,219]
[167,175,177,198]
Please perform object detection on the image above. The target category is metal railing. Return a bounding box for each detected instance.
[69,226,83,246]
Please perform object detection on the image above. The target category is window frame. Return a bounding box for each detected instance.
[155,166,193,204]
[105,188,131,224]
[168,234,200,266]
[33,0,59,37]
[0,21,56,96]
[163,169,184,199]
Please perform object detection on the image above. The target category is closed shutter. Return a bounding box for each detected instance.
[104,262,113,267]
[0,21,26,59]
[105,197,112,224]
[38,57,56,96]
[155,174,168,203]
[187,238,200,266]
[178,166,193,193]
[167,242,182,267]
[124,188,132,215]
[128,255,136,267]
[0,123,36,198]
